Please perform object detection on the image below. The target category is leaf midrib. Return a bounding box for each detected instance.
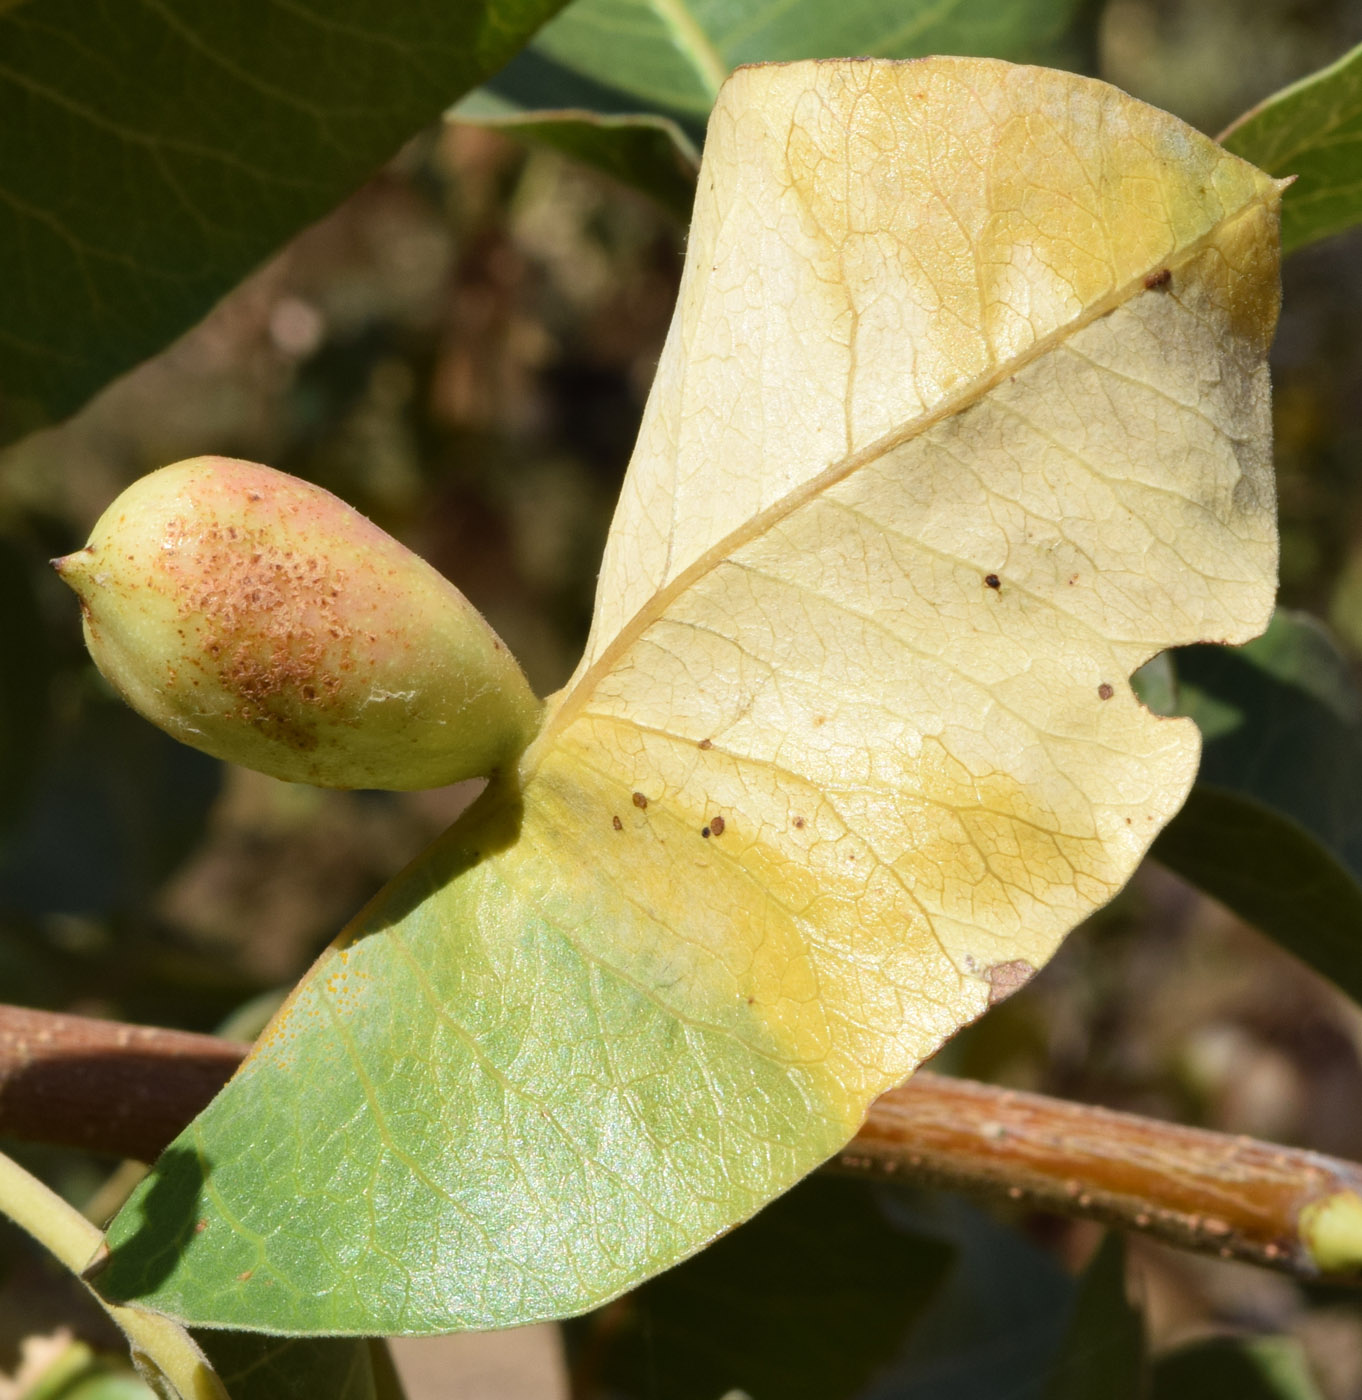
[650,0,728,101]
[521,190,1279,781]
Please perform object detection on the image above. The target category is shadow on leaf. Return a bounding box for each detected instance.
[95,1143,210,1302]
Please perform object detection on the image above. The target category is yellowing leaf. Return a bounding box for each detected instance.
[100,57,1282,1334]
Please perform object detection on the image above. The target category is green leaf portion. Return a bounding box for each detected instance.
[1153,610,1362,1004]
[570,1176,952,1400]
[197,1332,406,1400]
[99,781,858,1333]
[515,0,1091,120]
[1221,41,1362,252]
[0,688,220,919]
[875,1193,1075,1400]
[463,0,1089,211]
[0,538,50,840]
[22,1342,154,1400]
[1042,1235,1144,1400]
[49,1374,152,1400]
[576,1187,1091,1400]
[0,0,569,425]
[454,91,700,221]
[1152,1336,1325,1400]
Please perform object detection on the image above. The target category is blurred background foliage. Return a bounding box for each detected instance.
[3,0,1362,1396]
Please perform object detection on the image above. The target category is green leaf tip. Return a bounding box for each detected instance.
[1299,1189,1362,1274]
[1220,39,1362,253]
[56,457,542,791]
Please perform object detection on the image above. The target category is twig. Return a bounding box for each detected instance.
[0,1005,246,1162]
[0,1146,228,1398]
[4,1003,1361,1284]
[837,1074,1362,1282]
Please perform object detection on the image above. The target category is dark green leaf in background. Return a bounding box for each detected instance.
[454,91,700,222]
[1152,1335,1325,1400]
[198,1332,406,1400]
[0,536,50,841]
[0,0,570,431]
[0,687,220,920]
[507,0,1091,122]
[457,0,1091,217]
[1041,1235,1145,1400]
[861,1192,1075,1400]
[571,1176,952,1400]
[1152,611,1362,1007]
[1221,41,1362,254]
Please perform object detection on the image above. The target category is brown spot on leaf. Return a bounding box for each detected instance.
[612,815,623,831]
[710,815,725,836]
[698,738,713,750]
[985,959,1035,1005]
[1098,683,1114,700]
[793,816,806,829]
[632,791,648,809]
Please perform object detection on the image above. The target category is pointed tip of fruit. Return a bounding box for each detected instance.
[50,546,94,591]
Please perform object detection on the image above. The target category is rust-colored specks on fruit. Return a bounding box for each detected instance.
[54,456,543,789]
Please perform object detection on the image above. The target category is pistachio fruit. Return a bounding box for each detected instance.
[54,456,542,789]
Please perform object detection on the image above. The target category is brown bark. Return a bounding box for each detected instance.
[0,1006,246,1162]
[838,1074,1362,1280]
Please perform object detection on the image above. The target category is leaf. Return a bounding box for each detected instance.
[568,1175,951,1400]
[0,0,569,428]
[1152,610,1362,1005]
[0,538,50,840]
[44,1372,153,1400]
[1152,1336,1325,1400]
[0,689,221,919]
[1221,41,1362,253]
[196,1333,406,1400]
[100,58,1282,1334]
[1042,1235,1144,1400]
[454,91,701,222]
[490,0,1092,123]
[870,1193,1075,1400]
[21,1340,154,1400]
[459,0,1093,212]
